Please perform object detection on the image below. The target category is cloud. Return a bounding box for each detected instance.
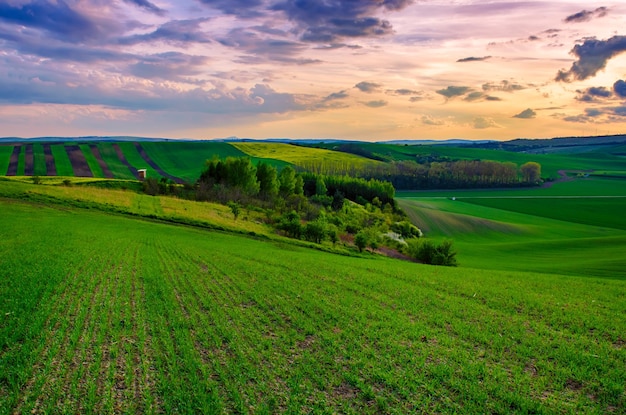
[197,0,266,18]
[324,90,349,101]
[355,81,382,93]
[128,52,210,81]
[513,108,536,119]
[420,115,445,126]
[556,36,626,82]
[575,86,613,102]
[271,0,414,42]
[564,7,608,23]
[436,86,471,99]
[473,117,500,129]
[0,0,106,42]
[119,19,212,46]
[363,100,387,108]
[614,80,626,98]
[464,92,485,102]
[387,88,421,96]
[457,56,491,63]
[123,0,166,16]
[482,80,526,92]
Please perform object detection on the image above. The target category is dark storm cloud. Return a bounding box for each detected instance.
[0,0,102,42]
[436,86,471,99]
[355,82,382,93]
[513,108,536,119]
[457,56,491,63]
[270,0,414,42]
[614,80,626,98]
[119,19,212,46]
[123,0,166,16]
[564,7,608,23]
[555,36,626,82]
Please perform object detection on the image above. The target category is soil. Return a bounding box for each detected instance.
[133,142,185,184]
[65,145,93,177]
[6,145,19,175]
[112,143,139,179]
[43,144,57,176]
[24,144,34,176]
[89,144,114,178]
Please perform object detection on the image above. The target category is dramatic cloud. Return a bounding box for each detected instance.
[197,0,266,18]
[436,86,471,99]
[513,108,536,119]
[556,36,626,82]
[355,82,382,93]
[271,0,414,42]
[123,0,166,16]
[564,7,608,23]
[457,56,491,63]
[128,52,210,81]
[614,80,626,98]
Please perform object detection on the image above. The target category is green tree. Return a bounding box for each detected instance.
[354,231,368,252]
[228,201,241,220]
[278,166,296,196]
[256,162,279,200]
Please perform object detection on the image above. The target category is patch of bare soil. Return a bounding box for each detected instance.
[6,145,20,175]
[89,144,114,178]
[24,144,34,176]
[43,144,57,175]
[65,145,93,177]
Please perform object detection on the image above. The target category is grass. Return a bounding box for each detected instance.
[32,144,47,176]
[95,143,136,180]
[0,198,625,414]
[79,144,104,178]
[233,142,380,169]
[116,142,158,179]
[50,144,74,176]
[0,146,12,175]
[140,141,264,182]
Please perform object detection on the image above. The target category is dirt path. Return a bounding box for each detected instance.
[6,145,19,175]
[24,144,34,176]
[542,169,585,188]
[89,144,114,178]
[65,145,93,177]
[43,144,57,176]
[133,142,185,184]
[112,143,139,179]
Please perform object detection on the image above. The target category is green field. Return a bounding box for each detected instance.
[50,144,74,176]
[0,146,12,175]
[95,143,136,180]
[1,197,624,414]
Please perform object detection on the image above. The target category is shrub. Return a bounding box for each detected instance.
[407,239,457,266]
[354,231,368,252]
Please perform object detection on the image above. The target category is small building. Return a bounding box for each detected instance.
[138,169,147,180]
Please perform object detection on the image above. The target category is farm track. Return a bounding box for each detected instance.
[42,144,56,176]
[133,143,184,184]
[23,145,34,176]
[6,146,19,175]
[88,144,114,178]
[65,145,93,177]
[112,143,139,179]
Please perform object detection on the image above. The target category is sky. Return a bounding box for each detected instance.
[1,0,626,141]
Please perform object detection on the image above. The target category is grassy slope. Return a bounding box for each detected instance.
[233,142,379,168]
[79,144,104,178]
[50,144,74,176]
[32,144,47,176]
[95,143,135,180]
[0,199,624,414]
[0,146,12,175]
[397,181,626,278]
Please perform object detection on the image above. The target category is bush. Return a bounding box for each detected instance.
[407,239,457,266]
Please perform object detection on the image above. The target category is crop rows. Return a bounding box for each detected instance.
[1,200,624,414]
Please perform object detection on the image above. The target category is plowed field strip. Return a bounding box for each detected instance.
[133,143,184,183]
[112,143,139,179]
[65,145,93,177]
[23,144,34,176]
[6,146,19,175]
[43,144,57,176]
[89,144,114,178]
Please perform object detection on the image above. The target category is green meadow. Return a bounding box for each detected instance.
[1,195,625,414]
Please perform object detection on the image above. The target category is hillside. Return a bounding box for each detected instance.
[1,197,624,414]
